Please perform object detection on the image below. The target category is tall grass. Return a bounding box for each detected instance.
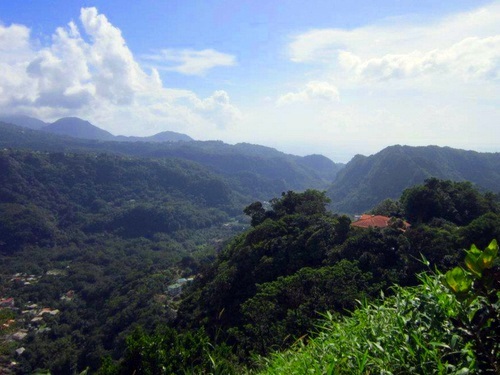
[251,273,476,374]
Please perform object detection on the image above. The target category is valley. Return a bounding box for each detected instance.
[0,117,498,374]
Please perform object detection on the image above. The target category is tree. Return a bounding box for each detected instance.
[240,261,373,354]
[270,190,331,218]
[401,178,491,225]
[370,198,404,217]
[243,201,266,227]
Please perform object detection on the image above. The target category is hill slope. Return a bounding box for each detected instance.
[43,117,116,141]
[0,121,341,200]
[2,114,194,143]
[0,149,248,372]
[0,114,48,130]
[327,145,500,213]
[115,131,193,142]
[0,149,236,254]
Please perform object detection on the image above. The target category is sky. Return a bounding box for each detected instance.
[0,1,499,162]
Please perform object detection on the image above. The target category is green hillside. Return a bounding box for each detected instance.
[104,183,499,374]
[328,145,500,214]
[0,121,341,200]
[0,149,247,373]
[1,154,498,373]
[1,122,499,374]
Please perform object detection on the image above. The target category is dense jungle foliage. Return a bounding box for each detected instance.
[100,181,499,374]
[173,181,499,363]
[328,145,500,213]
[0,121,341,200]
[0,150,247,373]
[0,145,499,374]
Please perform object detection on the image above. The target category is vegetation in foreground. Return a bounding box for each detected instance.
[103,241,498,375]
[1,149,498,374]
[99,182,498,374]
[254,240,498,375]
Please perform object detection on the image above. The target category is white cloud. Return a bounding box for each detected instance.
[0,23,36,105]
[276,81,339,106]
[0,23,32,62]
[194,90,242,129]
[0,7,241,136]
[270,2,500,161]
[142,48,236,76]
[339,35,500,82]
[289,2,500,83]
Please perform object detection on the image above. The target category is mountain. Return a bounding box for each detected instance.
[0,149,235,253]
[115,131,193,142]
[2,114,193,143]
[327,145,500,214]
[0,114,48,130]
[0,116,340,195]
[0,148,248,371]
[298,154,343,182]
[42,117,116,141]
[0,121,341,201]
[138,140,343,196]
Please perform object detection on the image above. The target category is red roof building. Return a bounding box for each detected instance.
[0,297,14,308]
[351,215,410,230]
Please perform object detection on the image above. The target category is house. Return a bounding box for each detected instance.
[1,319,15,330]
[0,297,14,308]
[61,290,75,301]
[30,316,44,325]
[167,284,182,297]
[351,215,410,230]
[12,330,28,341]
[167,277,194,297]
[15,347,26,356]
[38,308,60,316]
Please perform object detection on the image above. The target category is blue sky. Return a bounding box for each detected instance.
[0,1,498,162]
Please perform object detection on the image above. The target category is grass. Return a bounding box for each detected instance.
[250,273,476,375]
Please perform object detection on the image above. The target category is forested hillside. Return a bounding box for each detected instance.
[0,150,246,373]
[0,119,499,374]
[0,149,241,253]
[0,115,193,142]
[0,121,340,200]
[0,146,498,374]
[328,145,500,213]
[103,181,499,374]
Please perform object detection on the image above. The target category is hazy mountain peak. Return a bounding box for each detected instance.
[0,114,48,130]
[44,117,115,141]
[328,145,500,214]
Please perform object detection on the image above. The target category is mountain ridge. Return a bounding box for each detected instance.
[0,114,193,143]
[327,144,500,213]
[0,121,341,200]
[1,115,499,213]
[43,117,116,141]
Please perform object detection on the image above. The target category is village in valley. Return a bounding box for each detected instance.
[0,267,194,373]
[0,271,72,372]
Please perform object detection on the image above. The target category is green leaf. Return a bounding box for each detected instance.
[486,238,498,253]
[465,245,483,277]
[469,244,481,256]
[480,239,498,269]
[444,267,472,294]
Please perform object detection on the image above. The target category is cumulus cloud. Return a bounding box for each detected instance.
[194,90,242,128]
[289,2,500,83]
[276,81,339,106]
[142,48,236,76]
[0,23,32,62]
[0,7,240,135]
[271,3,500,161]
[339,35,500,82]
